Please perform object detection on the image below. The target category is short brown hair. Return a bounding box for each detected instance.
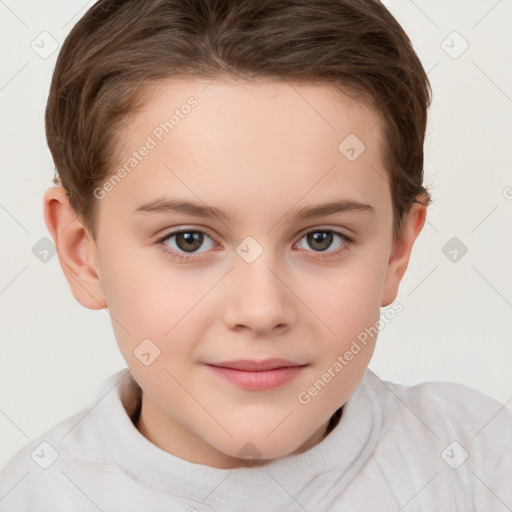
[45,0,432,240]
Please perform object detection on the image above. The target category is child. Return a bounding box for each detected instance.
[1,0,511,510]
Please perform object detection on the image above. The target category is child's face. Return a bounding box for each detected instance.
[54,77,425,468]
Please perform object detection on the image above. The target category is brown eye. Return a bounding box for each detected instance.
[160,230,215,255]
[306,231,333,252]
[175,232,204,252]
[296,229,350,254]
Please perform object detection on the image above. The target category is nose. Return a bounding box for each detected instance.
[222,250,297,336]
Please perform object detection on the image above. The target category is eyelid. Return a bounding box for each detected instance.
[296,224,352,239]
[294,227,352,253]
[157,227,218,249]
[157,224,352,245]
[156,225,353,264]
[157,225,217,241]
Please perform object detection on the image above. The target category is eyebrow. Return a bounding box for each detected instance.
[133,197,375,222]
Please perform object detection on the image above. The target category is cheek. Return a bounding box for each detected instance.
[97,246,170,348]
[307,257,387,341]
[100,239,182,322]
[300,266,384,413]
[102,251,213,369]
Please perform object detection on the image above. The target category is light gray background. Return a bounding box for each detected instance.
[1,0,511,468]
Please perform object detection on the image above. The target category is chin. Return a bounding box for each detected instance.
[211,426,315,466]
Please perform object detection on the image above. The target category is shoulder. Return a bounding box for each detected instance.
[0,369,130,511]
[346,371,512,508]
[0,406,86,511]
[383,374,512,440]
[364,370,512,475]
[364,369,512,433]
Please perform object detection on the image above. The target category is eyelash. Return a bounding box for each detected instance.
[156,228,353,264]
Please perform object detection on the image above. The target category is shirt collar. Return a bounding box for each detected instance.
[92,367,381,505]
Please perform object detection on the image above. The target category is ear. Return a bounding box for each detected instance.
[43,186,106,310]
[381,201,427,307]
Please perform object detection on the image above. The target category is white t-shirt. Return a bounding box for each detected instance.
[1,367,511,511]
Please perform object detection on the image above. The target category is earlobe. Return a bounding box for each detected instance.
[380,202,427,307]
[43,186,107,310]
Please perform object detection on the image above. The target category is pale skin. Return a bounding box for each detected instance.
[43,76,426,469]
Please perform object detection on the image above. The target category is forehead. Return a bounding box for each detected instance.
[103,77,389,223]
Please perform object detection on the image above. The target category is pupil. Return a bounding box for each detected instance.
[308,231,332,251]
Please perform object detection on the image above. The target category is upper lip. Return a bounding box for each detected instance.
[206,358,307,371]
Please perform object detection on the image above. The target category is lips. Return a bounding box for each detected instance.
[207,358,305,371]
[204,358,308,390]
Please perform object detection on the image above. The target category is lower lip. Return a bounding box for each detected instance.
[205,364,307,390]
